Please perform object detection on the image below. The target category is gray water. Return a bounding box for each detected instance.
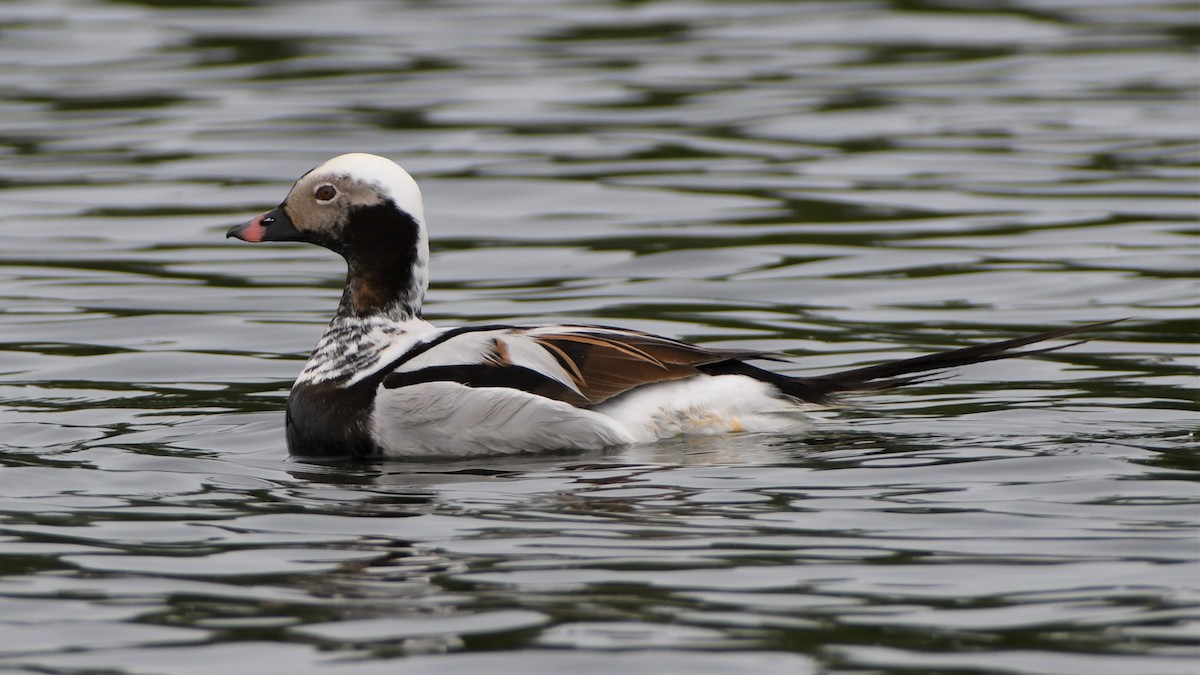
[0,0,1197,673]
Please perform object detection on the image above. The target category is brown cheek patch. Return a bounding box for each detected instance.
[291,179,384,236]
[284,197,323,235]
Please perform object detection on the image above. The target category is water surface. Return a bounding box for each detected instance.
[0,0,1197,673]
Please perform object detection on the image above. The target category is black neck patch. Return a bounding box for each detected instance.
[332,200,424,319]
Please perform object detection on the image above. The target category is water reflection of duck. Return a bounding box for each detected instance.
[227,153,1119,460]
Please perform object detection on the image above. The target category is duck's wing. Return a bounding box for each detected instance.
[376,319,1124,409]
[378,324,786,406]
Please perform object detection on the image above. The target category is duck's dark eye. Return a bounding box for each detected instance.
[314,184,337,201]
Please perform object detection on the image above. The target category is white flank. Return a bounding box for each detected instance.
[367,371,815,458]
[370,381,634,457]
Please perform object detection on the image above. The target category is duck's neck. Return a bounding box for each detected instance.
[335,264,425,322]
[333,201,429,322]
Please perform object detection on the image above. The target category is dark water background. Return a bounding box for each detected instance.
[0,0,1197,673]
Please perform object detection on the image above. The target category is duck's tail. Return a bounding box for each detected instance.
[704,319,1124,404]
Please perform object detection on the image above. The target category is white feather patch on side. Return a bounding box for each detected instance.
[370,381,634,457]
[392,329,583,394]
[391,329,498,373]
[592,374,814,443]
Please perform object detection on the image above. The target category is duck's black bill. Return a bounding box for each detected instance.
[226,207,303,243]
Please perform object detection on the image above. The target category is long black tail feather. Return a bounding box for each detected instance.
[704,319,1125,404]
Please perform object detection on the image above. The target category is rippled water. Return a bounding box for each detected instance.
[1,0,1197,673]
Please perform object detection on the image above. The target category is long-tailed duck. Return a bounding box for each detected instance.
[227,153,1117,459]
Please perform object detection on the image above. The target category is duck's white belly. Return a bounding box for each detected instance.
[369,375,813,458]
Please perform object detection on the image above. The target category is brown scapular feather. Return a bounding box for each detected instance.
[531,329,783,404]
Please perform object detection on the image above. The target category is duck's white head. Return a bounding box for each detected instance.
[228,153,429,319]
